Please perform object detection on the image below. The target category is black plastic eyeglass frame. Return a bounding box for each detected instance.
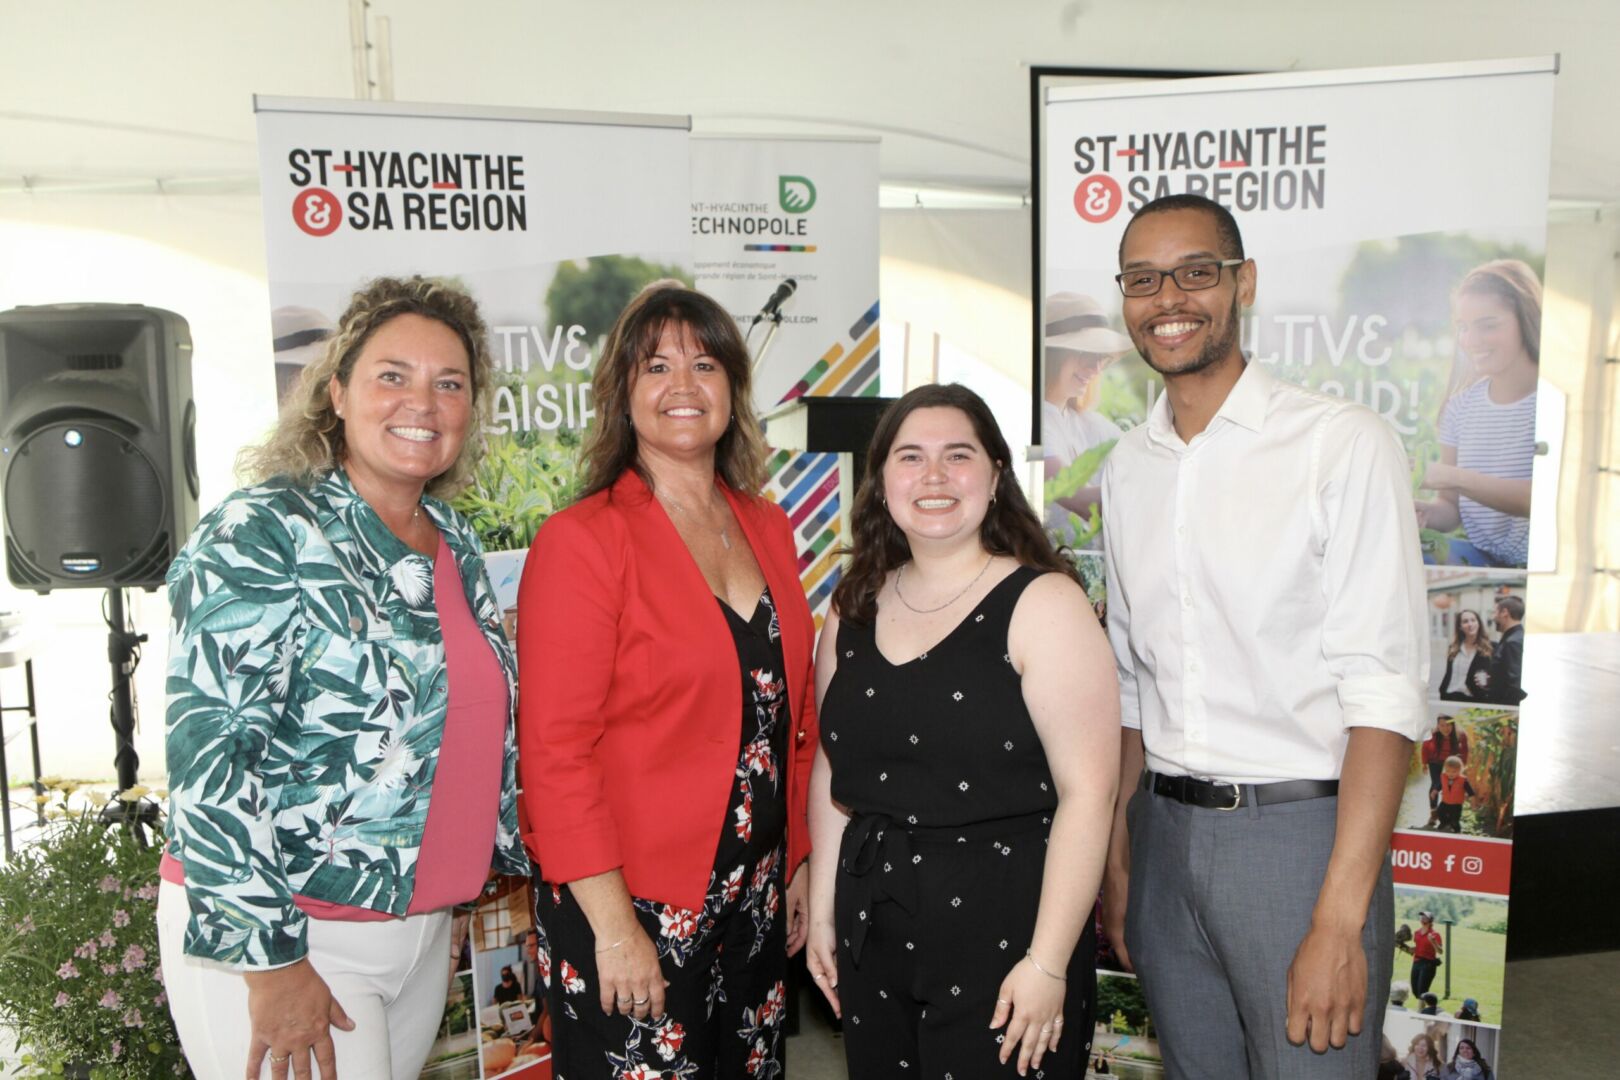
[1114,259,1245,297]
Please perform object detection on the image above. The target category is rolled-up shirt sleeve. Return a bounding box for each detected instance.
[1315,407,1429,741]
[1099,457,1142,731]
[517,510,626,883]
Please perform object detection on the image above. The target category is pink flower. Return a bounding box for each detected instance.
[121,944,147,971]
[135,883,159,901]
[152,990,167,1008]
[99,930,116,948]
[56,960,79,979]
[112,909,130,928]
[110,1040,123,1060]
[52,991,70,1008]
[101,963,119,976]
[98,989,121,1009]
[15,915,35,935]
[121,1007,144,1028]
[98,875,121,893]
[153,965,165,985]
[74,940,98,959]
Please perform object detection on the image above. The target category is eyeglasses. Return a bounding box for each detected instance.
[1114,259,1244,298]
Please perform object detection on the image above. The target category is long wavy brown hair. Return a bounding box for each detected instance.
[832,383,1079,626]
[1448,608,1494,661]
[577,282,768,500]
[237,276,493,499]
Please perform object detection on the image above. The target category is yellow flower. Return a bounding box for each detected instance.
[86,790,111,807]
[153,788,169,800]
[117,784,151,802]
[33,794,50,805]
[38,775,62,789]
[57,781,80,795]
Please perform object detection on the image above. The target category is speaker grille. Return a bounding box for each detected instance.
[3,421,166,587]
[66,353,125,371]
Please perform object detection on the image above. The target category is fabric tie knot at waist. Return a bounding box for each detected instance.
[837,809,1052,967]
[838,812,919,965]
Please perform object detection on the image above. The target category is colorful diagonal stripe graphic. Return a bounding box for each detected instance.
[763,447,841,630]
[778,299,881,404]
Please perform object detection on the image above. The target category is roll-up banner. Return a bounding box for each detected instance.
[691,135,882,627]
[254,95,693,1080]
[1040,58,1554,1072]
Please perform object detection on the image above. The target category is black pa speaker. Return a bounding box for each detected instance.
[0,304,198,592]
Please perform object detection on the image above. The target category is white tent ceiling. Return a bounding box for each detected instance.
[3,0,1619,212]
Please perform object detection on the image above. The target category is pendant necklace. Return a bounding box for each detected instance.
[657,488,732,550]
[894,555,993,614]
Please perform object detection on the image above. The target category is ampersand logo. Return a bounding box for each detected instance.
[1073,175,1122,223]
[293,188,342,237]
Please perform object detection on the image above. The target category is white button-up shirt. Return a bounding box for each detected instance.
[1100,361,1428,784]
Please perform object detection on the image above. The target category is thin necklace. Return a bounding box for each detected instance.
[657,487,732,550]
[894,555,993,615]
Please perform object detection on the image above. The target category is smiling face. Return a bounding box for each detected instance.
[1045,348,1113,404]
[329,313,473,500]
[629,320,732,467]
[1459,610,1482,643]
[881,406,998,550]
[1119,208,1254,379]
[1455,289,1530,378]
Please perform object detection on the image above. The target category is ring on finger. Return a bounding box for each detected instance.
[1052,1017,1064,1026]
[633,996,650,1006]
[268,1052,291,1064]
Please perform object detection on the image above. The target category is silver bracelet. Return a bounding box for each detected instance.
[1025,949,1067,982]
[595,934,630,954]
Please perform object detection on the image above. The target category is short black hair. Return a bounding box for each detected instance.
[1118,193,1245,267]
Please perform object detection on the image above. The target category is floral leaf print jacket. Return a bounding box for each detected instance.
[164,469,525,968]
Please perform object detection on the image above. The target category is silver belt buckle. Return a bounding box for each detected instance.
[1213,781,1243,812]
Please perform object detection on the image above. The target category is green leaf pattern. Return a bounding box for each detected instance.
[164,470,524,968]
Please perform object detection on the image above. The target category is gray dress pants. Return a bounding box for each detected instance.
[1124,784,1393,1080]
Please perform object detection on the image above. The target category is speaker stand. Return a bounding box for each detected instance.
[101,588,158,843]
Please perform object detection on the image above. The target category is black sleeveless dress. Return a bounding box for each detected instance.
[536,588,790,1079]
[821,565,1095,1078]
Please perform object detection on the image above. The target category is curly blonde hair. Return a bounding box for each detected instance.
[578,282,768,500]
[238,276,494,498]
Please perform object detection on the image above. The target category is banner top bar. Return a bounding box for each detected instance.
[692,133,882,145]
[253,94,691,132]
[1045,55,1558,106]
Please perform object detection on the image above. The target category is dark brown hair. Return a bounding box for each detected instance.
[577,282,768,499]
[832,383,1079,625]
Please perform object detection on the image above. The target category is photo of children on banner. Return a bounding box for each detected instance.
[1400,706,1515,839]
[1040,292,1133,548]
[1427,574,1527,705]
[1416,260,1541,570]
[1388,889,1506,1025]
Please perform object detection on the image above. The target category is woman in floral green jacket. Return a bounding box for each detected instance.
[157,277,525,1080]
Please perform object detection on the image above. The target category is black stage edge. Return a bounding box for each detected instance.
[1506,806,1620,960]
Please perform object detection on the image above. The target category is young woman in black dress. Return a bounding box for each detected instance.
[806,384,1120,1078]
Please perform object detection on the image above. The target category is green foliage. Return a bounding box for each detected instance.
[455,424,582,552]
[543,256,693,345]
[1045,439,1116,547]
[1095,976,1152,1037]
[0,786,188,1078]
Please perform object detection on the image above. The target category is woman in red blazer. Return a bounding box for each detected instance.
[517,283,816,1079]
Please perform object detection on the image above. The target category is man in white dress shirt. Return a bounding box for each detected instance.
[1097,194,1427,1079]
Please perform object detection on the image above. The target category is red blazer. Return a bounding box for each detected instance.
[517,470,818,911]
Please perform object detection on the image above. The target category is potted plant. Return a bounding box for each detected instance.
[0,780,188,1078]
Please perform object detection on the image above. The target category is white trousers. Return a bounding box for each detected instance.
[157,881,452,1080]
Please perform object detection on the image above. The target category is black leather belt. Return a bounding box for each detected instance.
[1144,770,1339,811]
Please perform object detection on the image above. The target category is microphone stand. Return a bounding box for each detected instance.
[748,308,786,373]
